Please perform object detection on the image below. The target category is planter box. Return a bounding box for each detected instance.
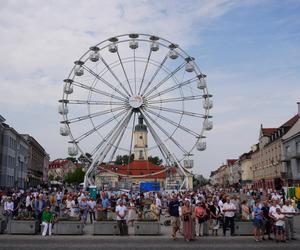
[53,221,83,235]
[93,221,119,235]
[0,219,5,234]
[235,221,253,236]
[8,220,39,234]
[134,221,161,235]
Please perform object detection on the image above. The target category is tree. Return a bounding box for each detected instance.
[114,154,134,165]
[148,156,163,165]
[66,157,78,163]
[78,153,92,163]
[64,167,85,184]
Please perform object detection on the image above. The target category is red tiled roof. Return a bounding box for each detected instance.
[280,114,299,128]
[262,128,277,136]
[227,159,237,166]
[49,159,69,169]
[99,161,169,179]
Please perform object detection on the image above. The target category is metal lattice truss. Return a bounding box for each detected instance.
[58,34,213,190]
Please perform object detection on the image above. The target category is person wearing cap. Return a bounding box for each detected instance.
[41,206,53,236]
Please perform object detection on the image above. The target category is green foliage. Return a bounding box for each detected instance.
[114,154,134,165]
[78,153,92,163]
[148,156,163,165]
[66,157,78,163]
[64,167,85,184]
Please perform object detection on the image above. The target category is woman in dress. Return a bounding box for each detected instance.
[127,199,137,226]
[182,200,195,242]
[150,199,160,221]
[241,200,250,220]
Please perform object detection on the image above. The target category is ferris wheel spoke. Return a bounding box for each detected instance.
[145,107,200,137]
[137,49,152,95]
[146,76,198,100]
[140,53,169,96]
[99,56,132,97]
[92,110,133,163]
[147,95,204,105]
[133,49,137,94]
[140,110,178,166]
[82,65,129,99]
[142,110,189,155]
[116,51,134,96]
[146,105,205,118]
[108,111,134,163]
[126,112,136,169]
[90,110,132,156]
[72,80,127,102]
[71,109,129,143]
[65,100,124,106]
[144,63,185,98]
[66,106,127,123]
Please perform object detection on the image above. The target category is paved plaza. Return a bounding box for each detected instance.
[1,216,299,250]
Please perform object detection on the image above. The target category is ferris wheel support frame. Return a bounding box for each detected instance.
[84,109,133,188]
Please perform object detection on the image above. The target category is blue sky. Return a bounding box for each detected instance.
[0,0,299,177]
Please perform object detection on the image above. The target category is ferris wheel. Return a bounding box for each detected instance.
[58,33,213,189]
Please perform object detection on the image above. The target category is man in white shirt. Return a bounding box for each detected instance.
[222,197,236,236]
[116,200,128,235]
[4,197,14,226]
[282,200,297,240]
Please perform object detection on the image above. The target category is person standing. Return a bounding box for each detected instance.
[168,195,180,240]
[194,201,207,237]
[273,208,286,242]
[222,197,236,236]
[282,199,297,241]
[3,197,14,228]
[115,200,128,236]
[41,206,53,236]
[210,200,221,236]
[253,200,263,242]
[127,199,137,226]
[150,199,160,221]
[79,197,89,225]
[182,200,195,242]
[261,200,273,240]
[87,197,96,224]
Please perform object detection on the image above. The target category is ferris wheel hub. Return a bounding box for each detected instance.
[129,95,143,109]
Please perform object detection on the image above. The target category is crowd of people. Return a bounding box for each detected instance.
[0,187,299,241]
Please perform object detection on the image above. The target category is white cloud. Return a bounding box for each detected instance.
[1,0,299,178]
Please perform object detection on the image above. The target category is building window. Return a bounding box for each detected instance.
[296,142,300,154]
[297,159,300,173]
[139,150,143,159]
[286,146,291,155]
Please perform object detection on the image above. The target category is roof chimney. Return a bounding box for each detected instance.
[298,102,300,116]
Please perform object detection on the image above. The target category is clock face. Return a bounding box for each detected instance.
[139,136,143,139]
